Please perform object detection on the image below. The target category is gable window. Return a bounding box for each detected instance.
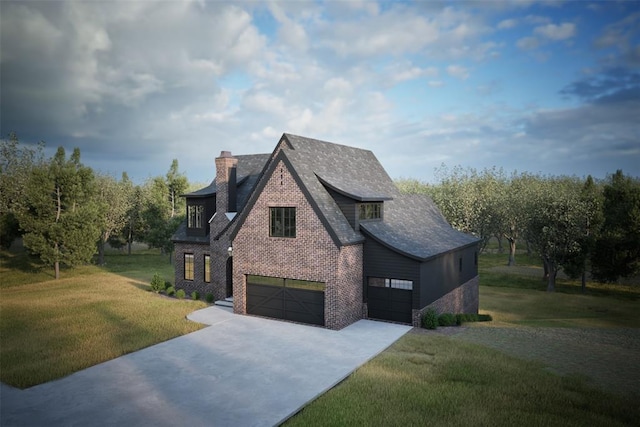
[184,254,194,281]
[188,205,204,228]
[358,203,382,220]
[204,254,210,283]
[270,207,296,238]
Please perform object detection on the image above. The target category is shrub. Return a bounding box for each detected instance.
[166,286,175,296]
[438,313,457,327]
[455,313,493,325]
[191,291,200,300]
[478,313,493,322]
[150,273,164,293]
[176,289,186,299]
[164,281,172,291]
[205,293,214,303]
[421,308,438,330]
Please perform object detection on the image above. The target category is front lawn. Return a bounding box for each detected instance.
[0,249,206,388]
[286,250,640,426]
[285,332,639,427]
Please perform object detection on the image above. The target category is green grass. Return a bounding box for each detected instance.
[0,247,205,389]
[286,334,639,427]
[479,252,640,300]
[286,250,640,426]
[479,286,640,328]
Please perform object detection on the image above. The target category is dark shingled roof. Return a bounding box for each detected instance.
[183,154,270,207]
[190,133,479,258]
[360,194,480,261]
[173,153,269,244]
[283,134,399,201]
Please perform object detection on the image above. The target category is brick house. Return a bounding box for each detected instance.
[173,133,480,329]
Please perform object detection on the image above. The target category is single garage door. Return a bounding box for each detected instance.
[367,277,413,324]
[246,275,325,326]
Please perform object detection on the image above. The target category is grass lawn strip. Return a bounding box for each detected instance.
[0,271,206,388]
[285,332,639,427]
[453,325,640,398]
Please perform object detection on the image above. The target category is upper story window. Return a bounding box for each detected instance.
[270,207,296,238]
[358,202,382,221]
[188,205,204,228]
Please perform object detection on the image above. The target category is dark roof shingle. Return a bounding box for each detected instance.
[360,194,480,260]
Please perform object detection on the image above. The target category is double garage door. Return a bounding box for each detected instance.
[246,275,325,326]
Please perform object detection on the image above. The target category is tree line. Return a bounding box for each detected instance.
[0,133,189,279]
[397,165,640,292]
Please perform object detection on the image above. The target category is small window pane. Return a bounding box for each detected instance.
[270,207,296,238]
[359,203,382,220]
[188,205,204,228]
[369,277,412,290]
[204,255,210,283]
[184,254,194,281]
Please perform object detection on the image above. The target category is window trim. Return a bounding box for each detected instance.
[184,253,194,281]
[269,207,296,238]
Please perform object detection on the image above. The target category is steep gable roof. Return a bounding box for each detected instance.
[360,194,480,261]
[183,153,270,213]
[283,134,399,201]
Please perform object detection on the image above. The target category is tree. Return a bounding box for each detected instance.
[526,177,588,292]
[563,176,604,292]
[95,173,133,265]
[498,172,537,266]
[19,147,100,279]
[0,133,44,248]
[591,170,640,282]
[166,159,188,219]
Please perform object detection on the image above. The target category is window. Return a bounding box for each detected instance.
[358,203,382,220]
[368,277,413,290]
[474,252,478,266]
[204,254,210,283]
[188,205,204,228]
[270,207,296,238]
[184,254,194,281]
[459,257,463,272]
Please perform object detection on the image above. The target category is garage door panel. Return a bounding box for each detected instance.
[247,278,324,326]
[367,286,412,324]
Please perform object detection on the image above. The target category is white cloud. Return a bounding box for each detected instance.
[517,36,540,50]
[534,22,576,41]
[497,18,517,30]
[447,65,470,80]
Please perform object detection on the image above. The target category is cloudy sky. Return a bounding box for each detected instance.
[1,0,639,185]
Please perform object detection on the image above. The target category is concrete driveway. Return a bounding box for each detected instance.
[0,307,411,427]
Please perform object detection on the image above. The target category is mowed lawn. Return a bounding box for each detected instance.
[286,252,640,427]
[0,248,206,388]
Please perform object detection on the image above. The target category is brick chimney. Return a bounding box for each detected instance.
[215,151,238,214]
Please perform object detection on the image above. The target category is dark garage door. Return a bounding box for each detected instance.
[367,278,413,324]
[246,275,325,326]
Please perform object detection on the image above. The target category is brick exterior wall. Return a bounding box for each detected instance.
[411,275,479,327]
[173,242,214,297]
[232,159,363,330]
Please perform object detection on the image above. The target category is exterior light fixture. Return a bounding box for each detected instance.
[227,246,233,257]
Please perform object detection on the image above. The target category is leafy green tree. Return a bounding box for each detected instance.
[563,176,604,292]
[166,159,188,219]
[19,147,100,279]
[95,173,133,265]
[591,170,640,282]
[526,177,588,292]
[0,133,44,248]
